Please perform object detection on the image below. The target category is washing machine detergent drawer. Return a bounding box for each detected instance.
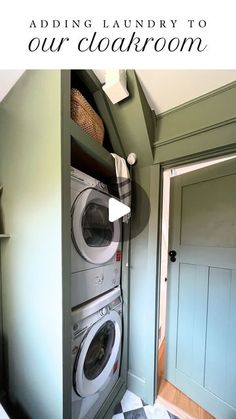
[71,264,121,308]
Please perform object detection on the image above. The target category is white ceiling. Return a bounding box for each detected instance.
[0,70,236,115]
[94,69,236,115]
[0,70,25,102]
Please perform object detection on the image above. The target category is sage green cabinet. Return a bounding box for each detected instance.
[0,71,71,419]
[0,70,129,419]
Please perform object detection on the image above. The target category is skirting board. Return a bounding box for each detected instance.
[127,370,152,404]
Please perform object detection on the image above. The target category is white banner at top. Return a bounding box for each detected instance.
[0,0,235,69]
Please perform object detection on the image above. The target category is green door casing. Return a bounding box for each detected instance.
[166,158,236,418]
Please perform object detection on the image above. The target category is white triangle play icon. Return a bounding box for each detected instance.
[108,198,131,222]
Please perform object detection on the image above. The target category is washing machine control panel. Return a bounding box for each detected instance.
[109,296,122,309]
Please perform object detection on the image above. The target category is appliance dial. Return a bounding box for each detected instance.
[99,307,107,316]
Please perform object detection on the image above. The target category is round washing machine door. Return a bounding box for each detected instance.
[73,310,121,398]
[71,188,121,264]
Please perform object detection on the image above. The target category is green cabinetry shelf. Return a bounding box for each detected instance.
[70,119,115,180]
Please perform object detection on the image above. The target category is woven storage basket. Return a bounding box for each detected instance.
[71,88,104,144]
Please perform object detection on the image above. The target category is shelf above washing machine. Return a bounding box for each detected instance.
[70,119,116,181]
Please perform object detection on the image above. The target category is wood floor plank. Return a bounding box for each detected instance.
[157,341,215,419]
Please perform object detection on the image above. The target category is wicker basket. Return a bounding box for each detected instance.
[71,88,104,144]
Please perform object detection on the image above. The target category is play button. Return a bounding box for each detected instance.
[108,198,131,222]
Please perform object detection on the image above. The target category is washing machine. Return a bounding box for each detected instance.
[71,167,122,308]
[72,287,122,419]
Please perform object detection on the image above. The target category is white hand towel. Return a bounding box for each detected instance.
[111,153,131,223]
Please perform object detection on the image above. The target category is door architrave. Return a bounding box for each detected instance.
[155,144,236,397]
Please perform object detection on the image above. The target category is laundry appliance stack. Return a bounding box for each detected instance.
[70,167,123,419]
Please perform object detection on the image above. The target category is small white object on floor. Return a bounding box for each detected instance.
[121,389,143,412]
[144,402,171,419]
[112,414,124,419]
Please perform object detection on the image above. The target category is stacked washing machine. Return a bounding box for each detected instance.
[71,167,123,419]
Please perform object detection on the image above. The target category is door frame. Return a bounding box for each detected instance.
[155,144,236,398]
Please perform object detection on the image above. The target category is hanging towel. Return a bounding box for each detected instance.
[111,153,131,223]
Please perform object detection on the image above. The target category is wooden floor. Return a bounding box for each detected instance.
[157,341,215,419]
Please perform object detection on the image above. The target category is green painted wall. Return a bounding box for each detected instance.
[123,79,236,405]
[0,71,69,419]
[128,165,160,404]
[154,82,236,163]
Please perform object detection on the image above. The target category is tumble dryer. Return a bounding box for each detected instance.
[71,287,122,419]
[71,167,122,308]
